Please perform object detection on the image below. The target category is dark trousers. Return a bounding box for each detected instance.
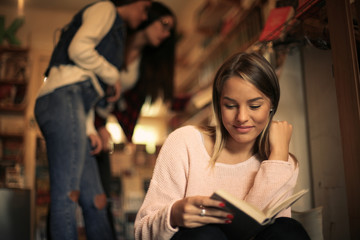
[170,217,310,240]
[96,151,117,239]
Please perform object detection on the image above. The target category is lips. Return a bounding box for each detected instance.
[234,125,253,134]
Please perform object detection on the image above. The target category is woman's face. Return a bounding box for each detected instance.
[220,76,272,147]
[144,15,174,47]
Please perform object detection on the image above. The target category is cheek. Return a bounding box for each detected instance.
[146,27,158,45]
[254,111,271,128]
[220,108,232,124]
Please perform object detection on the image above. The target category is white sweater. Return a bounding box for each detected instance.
[134,125,299,240]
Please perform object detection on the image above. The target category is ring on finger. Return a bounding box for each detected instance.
[199,205,206,217]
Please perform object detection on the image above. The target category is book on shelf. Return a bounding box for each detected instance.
[210,189,308,239]
[259,6,295,42]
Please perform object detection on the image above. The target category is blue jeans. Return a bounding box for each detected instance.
[34,80,113,240]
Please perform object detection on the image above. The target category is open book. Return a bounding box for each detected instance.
[210,189,308,240]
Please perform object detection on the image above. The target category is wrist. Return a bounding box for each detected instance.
[170,202,179,228]
[269,148,289,161]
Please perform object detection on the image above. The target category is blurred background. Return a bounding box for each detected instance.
[0,0,359,239]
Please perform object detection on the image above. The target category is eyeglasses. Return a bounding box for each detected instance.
[159,18,173,32]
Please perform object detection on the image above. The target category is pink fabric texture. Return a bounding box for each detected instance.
[134,125,299,240]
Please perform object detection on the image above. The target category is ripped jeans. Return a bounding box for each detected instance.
[35,79,113,240]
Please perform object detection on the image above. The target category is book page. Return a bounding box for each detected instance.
[264,189,308,218]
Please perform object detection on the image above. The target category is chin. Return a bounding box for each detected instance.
[229,133,257,145]
[151,41,161,47]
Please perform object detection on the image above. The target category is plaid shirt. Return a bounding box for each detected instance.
[95,85,190,142]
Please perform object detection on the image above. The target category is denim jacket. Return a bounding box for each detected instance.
[44,2,125,92]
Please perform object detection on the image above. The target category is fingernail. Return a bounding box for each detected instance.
[219,202,225,207]
[225,220,232,224]
[227,214,234,220]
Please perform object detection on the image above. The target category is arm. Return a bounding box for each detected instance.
[244,155,299,217]
[245,120,298,217]
[134,130,189,240]
[68,1,121,86]
[88,133,102,155]
[94,110,108,130]
[94,109,114,152]
[86,109,102,154]
[97,126,113,152]
[134,127,231,240]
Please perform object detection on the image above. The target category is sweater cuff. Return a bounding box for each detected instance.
[262,155,297,170]
[166,200,180,233]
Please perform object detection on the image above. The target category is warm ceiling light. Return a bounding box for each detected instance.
[18,0,24,16]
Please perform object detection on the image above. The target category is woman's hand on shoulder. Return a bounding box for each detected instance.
[268,120,293,161]
[170,196,233,229]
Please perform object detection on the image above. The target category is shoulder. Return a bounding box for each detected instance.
[84,1,116,17]
[168,125,201,138]
[81,1,117,33]
[163,125,202,147]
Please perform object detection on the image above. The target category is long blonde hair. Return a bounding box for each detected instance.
[205,52,280,165]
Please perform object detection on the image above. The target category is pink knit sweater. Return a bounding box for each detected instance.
[134,125,299,240]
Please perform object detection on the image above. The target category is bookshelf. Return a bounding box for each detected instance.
[172,0,328,130]
[172,0,264,129]
[0,46,30,188]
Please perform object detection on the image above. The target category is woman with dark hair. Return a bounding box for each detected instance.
[95,1,176,142]
[134,52,310,240]
[93,1,177,237]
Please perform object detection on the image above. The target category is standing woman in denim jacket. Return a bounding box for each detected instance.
[34,1,151,239]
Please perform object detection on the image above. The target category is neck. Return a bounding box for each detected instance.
[222,139,255,163]
[126,31,147,64]
[131,30,147,49]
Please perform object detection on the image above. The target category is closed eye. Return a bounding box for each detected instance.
[225,104,237,109]
[250,105,261,109]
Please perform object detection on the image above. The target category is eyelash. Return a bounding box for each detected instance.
[224,104,261,110]
[250,105,261,109]
[224,104,236,109]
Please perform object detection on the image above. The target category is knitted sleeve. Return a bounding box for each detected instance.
[134,127,193,240]
[244,155,299,217]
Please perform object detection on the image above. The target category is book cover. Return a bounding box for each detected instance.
[210,189,308,239]
[259,6,295,42]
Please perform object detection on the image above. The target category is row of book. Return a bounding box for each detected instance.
[0,50,28,81]
[0,48,29,107]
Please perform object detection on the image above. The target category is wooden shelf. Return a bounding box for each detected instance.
[0,79,28,84]
[0,104,26,113]
[0,46,29,53]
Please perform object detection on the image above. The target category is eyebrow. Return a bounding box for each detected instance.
[223,96,264,103]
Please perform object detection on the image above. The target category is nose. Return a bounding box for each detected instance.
[236,107,248,123]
